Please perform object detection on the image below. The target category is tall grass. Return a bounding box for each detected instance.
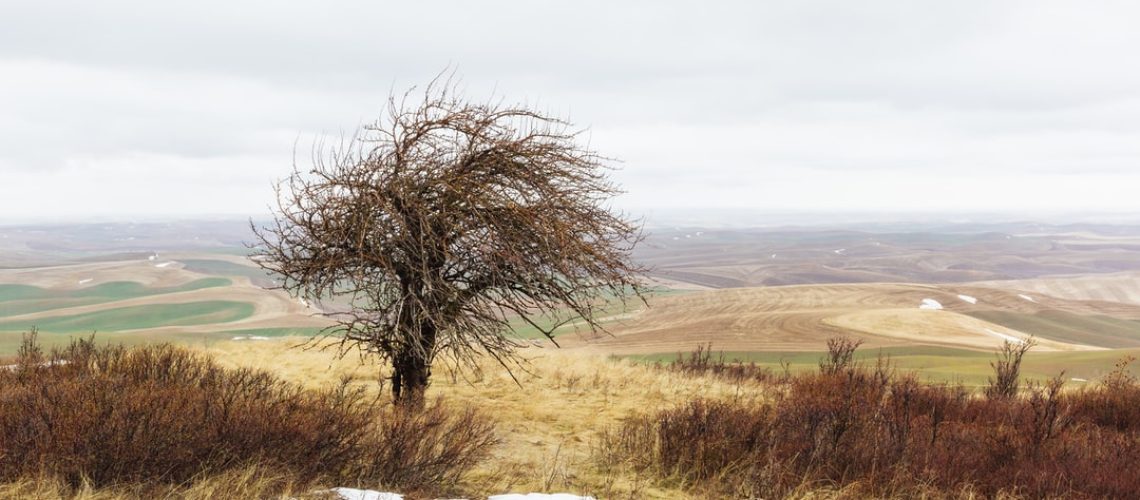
[600,338,1140,498]
[0,331,496,497]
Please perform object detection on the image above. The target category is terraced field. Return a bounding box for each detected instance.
[974,271,1140,305]
[572,282,1140,357]
[0,254,331,354]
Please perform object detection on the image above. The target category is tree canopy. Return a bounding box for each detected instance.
[253,78,647,403]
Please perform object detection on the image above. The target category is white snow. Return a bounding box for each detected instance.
[984,328,1026,344]
[154,261,175,268]
[148,255,157,261]
[489,495,596,500]
[834,248,846,255]
[919,298,943,310]
[78,278,93,285]
[2,360,69,371]
[957,294,977,304]
[770,254,777,259]
[1018,294,1037,303]
[329,488,403,500]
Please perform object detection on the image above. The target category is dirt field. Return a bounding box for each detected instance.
[569,282,1140,355]
[973,271,1140,305]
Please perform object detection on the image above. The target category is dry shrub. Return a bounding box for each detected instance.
[601,339,1140,499]
[985,337,1037,400]
[0,332,496,496]
[664,343,782,385]
[361,401,499,493]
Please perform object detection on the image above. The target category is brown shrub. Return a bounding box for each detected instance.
[985,337,1037,400]
[602,338,1140,499]
[664,343,782,385]
[0,332,496,496]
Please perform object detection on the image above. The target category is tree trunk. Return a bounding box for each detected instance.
[391,347,431,406]
[390,320,436,407]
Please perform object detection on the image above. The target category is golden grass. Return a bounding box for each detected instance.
[0,466,305,500]
[204,337,761,498]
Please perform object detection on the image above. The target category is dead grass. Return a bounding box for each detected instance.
[204,337,760,498]
[11,333,1139,498]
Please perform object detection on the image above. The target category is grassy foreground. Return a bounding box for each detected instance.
[4,335,1140,498]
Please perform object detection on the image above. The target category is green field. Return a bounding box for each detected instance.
[627,345,1140,388]
[0,301,255,334]
[0,278,232,317]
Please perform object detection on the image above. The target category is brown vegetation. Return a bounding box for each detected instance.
[0,332,496,497]
[599,338,1140,498]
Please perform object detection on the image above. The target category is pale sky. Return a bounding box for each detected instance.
[3,1,1140,221]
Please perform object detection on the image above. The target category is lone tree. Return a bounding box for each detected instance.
[253,79,647,404]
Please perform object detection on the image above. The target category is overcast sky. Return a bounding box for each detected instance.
[2,1,1140,222]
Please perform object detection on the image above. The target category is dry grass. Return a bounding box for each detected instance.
[7,333,1140,498]
[204,337,760,498]
[600,340,1140,499]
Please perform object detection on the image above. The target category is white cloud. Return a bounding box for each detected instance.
[2,0,1140,219]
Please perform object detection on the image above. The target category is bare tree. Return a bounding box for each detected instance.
[253,77,647,404]
[985,336,1038,400]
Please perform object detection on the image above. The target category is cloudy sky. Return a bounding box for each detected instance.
[3,1,1140,222]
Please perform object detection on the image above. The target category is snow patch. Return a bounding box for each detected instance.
[770,253,777,259]
[957,294,977,304]
[919,298,943,310]
[984,328,1026,344]
[78,278,93,285]
[2,360,69,371]
[329,488,403,500]
[1018,294,1037,303]
[489,495,597,500]
[154,261,175,268]
[148,255,157,261]
[834,248,846,255]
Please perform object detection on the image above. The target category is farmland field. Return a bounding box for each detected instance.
[3,220,1140,385]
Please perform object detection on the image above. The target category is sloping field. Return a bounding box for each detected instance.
[974,271,1140,305]
[576,282,1140,355]
[0,254,332,354]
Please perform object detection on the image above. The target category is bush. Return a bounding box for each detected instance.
[601,338,1140,498]
[663,343,782,384]
[0,332,496,496]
